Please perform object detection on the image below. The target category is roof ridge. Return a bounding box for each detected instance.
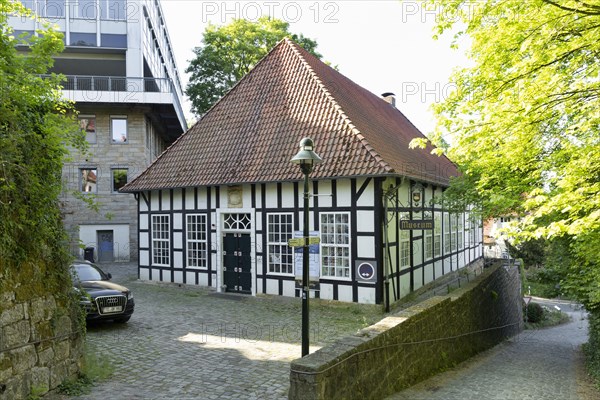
[124,40,294,192]
[284,39,393,173]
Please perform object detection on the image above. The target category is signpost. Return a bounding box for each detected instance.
[290,231,320,282]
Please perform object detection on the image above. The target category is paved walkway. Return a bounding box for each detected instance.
[70,262,381,400]
[387,298,598,400]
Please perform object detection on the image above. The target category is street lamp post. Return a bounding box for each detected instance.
[291,138,322,357]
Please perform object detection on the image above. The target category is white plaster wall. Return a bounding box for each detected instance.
[356,178,374,207]
[173,189,183,210]
[424,264,435,285]
[199,273,209,286]
[337,285,353,302]
[357,286,376,304]
[160,190,171,211]
[281,182,295,208]
[320,283,334,301]
[79,224,130,262]
[139,267,150,280]
[319,181,333,208]
[356,210,374,232]
[282,280,296,297]
[150,190,159,211]
[265,183,278,208]
[174,251,183,268]
[357,236,375,258]
[140,250,149,266]
[173,271,183,284]
[185,188,195,210]
[336,179,352,207]
[266,279,279,295]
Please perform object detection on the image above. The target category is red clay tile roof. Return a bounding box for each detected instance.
[122,38,457,192]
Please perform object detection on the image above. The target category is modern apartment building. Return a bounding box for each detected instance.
[10,0,187,262]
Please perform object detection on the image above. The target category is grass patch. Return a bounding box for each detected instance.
[57,345,115,396]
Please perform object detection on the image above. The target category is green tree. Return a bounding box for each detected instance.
[185,17,322,116]
[0,0,83,274]
[416,1,599,308]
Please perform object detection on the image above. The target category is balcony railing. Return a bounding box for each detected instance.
[49,75,174,93]
[42,74,188,131]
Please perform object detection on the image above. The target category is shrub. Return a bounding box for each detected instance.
[523,302,544,323]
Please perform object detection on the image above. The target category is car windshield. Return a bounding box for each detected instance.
[72,264,105,281]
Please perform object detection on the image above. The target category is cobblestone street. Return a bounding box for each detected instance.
[74,263,381,400]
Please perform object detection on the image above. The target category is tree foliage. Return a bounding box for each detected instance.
[423,1,600,308]
[185,17,322,116]
[0,0,83,276]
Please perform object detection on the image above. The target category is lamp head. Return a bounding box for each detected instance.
[291,138,323,172]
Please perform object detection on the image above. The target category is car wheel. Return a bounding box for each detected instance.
[114,316,131,323]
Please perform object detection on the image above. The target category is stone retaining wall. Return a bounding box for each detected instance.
[289,262,523,399]
[0,292,83,399]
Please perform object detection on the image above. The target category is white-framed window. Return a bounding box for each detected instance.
[80,168,97,192]
[267,213,294,274]
[186,214,207,268]
[451,214,457,251]
[465,215,472,247]
[110,116,127,143]
[444,212,451,254]
[458,214,464,249]
[425,228,433,260]
[320,212,351,279]
[400,212,410,267]
[434,212,442,257]
[78,115,96,143]
[152,215,170,266]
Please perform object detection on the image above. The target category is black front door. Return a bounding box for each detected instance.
[223,233,251,294]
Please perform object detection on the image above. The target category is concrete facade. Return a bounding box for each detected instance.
[9,0,187,262]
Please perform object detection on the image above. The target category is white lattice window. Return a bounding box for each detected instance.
[425,228,433,260]
[267,213,294,274]
[152,215,170,266]
[434,212,442,257]
[187,214,207,268]
[223,213,251,230]
[399,213,410,267]
[320,213,350,279]
[458,215,464,249]
[444,213,451,254]
[451,214,458,251]
[465,216,471,247]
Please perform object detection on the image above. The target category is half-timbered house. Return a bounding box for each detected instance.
[121,39,483,304]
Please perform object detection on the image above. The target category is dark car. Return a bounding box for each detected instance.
[71,261,134,323]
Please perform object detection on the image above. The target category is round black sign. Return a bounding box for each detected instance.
[357,262,375,280]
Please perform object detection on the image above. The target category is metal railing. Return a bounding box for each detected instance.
[42,75,174,93]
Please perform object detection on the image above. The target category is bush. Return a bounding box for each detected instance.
[523,302,544,323]
[584,310,600,388]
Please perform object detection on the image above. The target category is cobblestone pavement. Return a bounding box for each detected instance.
[72,263,381,400]
[387,298,598,400]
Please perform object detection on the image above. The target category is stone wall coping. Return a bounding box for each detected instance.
[290,263,503,372]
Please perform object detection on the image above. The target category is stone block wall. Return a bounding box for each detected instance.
[0,292,83,400]
[289,262,523,400]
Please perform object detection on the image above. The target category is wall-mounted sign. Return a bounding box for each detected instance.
[400,220,434,230]
[355,260,377,283]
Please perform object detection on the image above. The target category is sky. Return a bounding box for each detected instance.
[160,0,469,135]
